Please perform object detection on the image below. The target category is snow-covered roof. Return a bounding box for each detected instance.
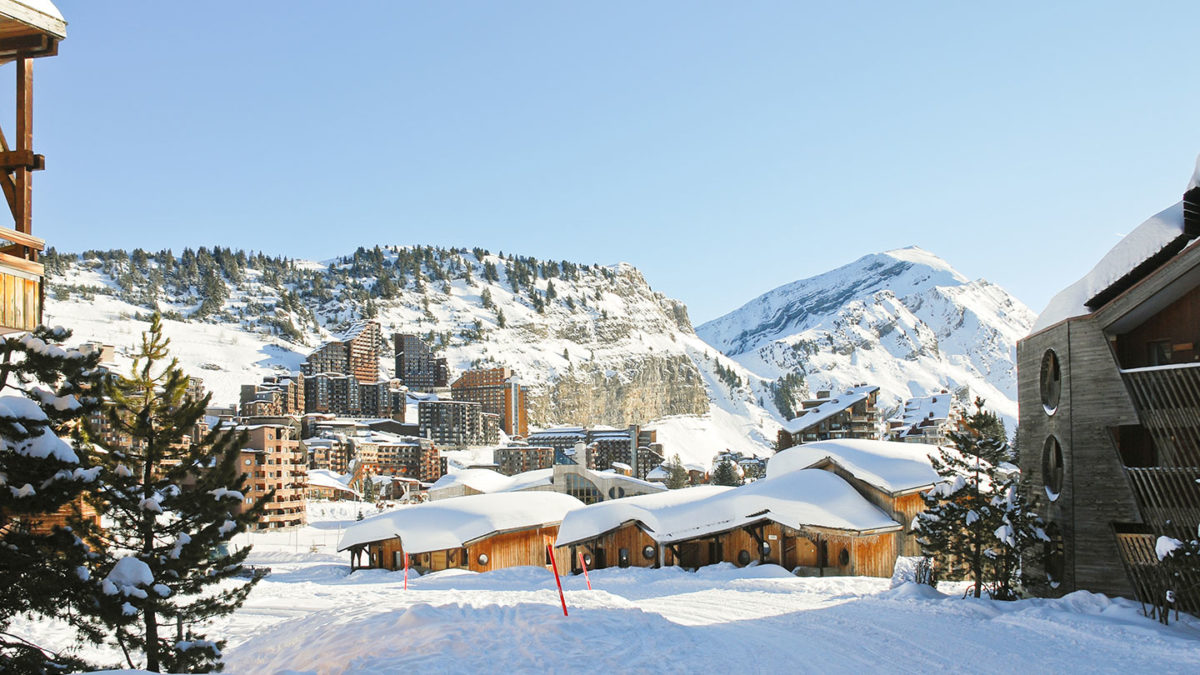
[429,468,554,494]
[782,385,879,434]
[556,470,900,547]
[338,492,584,553]
[1034,160,1200,332]
[890,393,955,439]
[0,1,65,38]
[305,469,360,497]
[555,486,730,546]
[766,439,939,495]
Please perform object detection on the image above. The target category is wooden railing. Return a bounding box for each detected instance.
[1121,363,1200,467]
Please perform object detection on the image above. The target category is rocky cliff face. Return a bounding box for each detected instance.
[43,246,714,429]
[697,246,1034,425]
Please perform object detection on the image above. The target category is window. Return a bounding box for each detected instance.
[838,547,850,566]
[564,473,602,505]
[1044,522,1064,586]
[641,545,656,561]
[1042,436,1064,499]
[737,550,751,566]
[1148,340,1172,366]
[1040,350,1061,415]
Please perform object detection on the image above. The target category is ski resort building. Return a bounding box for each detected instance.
[239,373,305,417]
[493,444,556,475]
[766,439,939,557]
[0,0,63,334]
[886,390,964,446]
[393,333,448,391]
[427,462,665,504]
[554,469,903,576]
[418,399,498,447]
[776,385,882,450]
[1017,161,1200,612]
[301,320,383,384]
[229,424,307,529]
[338,492,582,573]
[525,426,665,478]
[450,367,529,436]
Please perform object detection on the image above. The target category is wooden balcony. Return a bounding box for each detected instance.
[1120,363,1200,467]
[0,224,42,333]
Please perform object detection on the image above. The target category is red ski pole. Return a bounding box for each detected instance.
[578,551,592,590]
[547,541,568,616]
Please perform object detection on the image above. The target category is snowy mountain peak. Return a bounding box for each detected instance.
[697,248,1033,427]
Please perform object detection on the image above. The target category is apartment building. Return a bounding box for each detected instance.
[776,385,882,450]
[450,367,529,436]
[231,424,307,529]
[394,333,449,391]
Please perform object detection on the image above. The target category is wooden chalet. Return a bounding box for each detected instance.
[0,0,63,334]
[337,492,583,574]
[1018,160,1200,612]
[555,470,903,578]
[766,439,940,557]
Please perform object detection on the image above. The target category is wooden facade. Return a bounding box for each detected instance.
[559,519,899,578]
[0,1,64,333]
[1018,190,1200,611]
[349,524,570,574]
[804,458,928,557]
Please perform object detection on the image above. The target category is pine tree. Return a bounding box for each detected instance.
[664,454,688,490]
[913,400,1041,599]
[711,458,742,486]
[0,327,106,672]
[89,315,266,672]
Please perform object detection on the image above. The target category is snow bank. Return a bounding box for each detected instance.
[338,492,584,553]
[767,438,939,494]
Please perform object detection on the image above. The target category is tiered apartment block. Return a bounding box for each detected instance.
[394,333,448,391]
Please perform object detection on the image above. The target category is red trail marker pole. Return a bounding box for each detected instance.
[403,553,409,590]
[578,551,592,591]
[546,541,568,616]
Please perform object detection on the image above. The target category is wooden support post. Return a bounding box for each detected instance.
[14,57,32,235]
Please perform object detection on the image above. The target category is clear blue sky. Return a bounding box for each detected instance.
[15,1,1200,323]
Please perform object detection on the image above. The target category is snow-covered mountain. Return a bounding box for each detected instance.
[43,246,779,468]
[696,247,1034,427]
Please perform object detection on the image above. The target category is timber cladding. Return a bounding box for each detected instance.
[359,524,569,574]
[563,521,899,578]
[811,460,928,558]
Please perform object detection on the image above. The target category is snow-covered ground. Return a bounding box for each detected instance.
[18,501,1198,673]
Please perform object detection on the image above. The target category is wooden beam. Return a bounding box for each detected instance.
[0,249,42,276]
[0,33,54,59]
[14,56,30,234]
[0,149,41,170]
[0,224,44,250]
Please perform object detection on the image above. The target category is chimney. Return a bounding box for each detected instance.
[1185,185,1200,238]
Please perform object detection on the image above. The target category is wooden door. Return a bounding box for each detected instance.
[676,543,701,568]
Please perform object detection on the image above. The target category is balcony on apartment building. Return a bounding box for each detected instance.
[0,225,41,332]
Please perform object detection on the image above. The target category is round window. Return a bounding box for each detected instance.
[760,541,771,556]
[477,553,489,566]
[608,486,626,499]
[581,552,593,567]
[737,550,751,566]
[641,545,656,561]
[838,548,850,566]
[1040,350,1061,415]
[1042,436,1064,499]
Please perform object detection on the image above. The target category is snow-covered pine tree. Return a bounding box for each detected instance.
[711,458,741,486]
[913,400,1007,598]
[88,315,266,672]
[989,473,1047,600]
[665,454,688,490]
[0,326,106,672]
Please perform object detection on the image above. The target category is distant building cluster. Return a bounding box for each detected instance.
[776,385,881,451]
